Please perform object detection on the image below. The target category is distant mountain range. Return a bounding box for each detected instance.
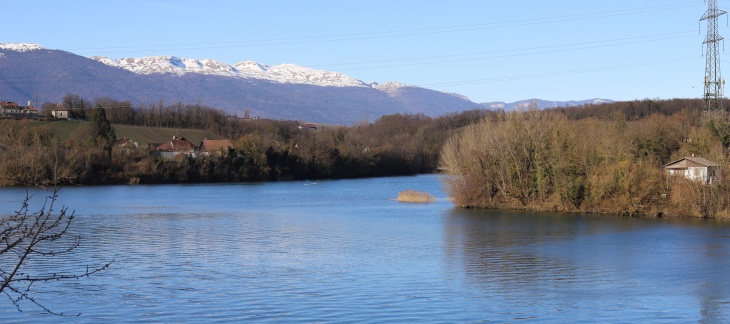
[483,99,613,111]
[0,43,611,124]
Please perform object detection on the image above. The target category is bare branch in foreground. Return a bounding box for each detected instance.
[0,188,113,316]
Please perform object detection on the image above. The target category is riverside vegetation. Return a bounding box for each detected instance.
[0,94,491,185]
[396,190,436,203]
[440,100,730,218]
[3,94,730,217]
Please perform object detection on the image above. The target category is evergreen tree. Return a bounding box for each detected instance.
[90,106,116,159]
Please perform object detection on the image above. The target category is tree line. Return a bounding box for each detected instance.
[3,94,496,186]
[440,101,730,218]
[6,95,730,217]
[43,94,230,134]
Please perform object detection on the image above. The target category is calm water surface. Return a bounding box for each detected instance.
[0,175,729,322]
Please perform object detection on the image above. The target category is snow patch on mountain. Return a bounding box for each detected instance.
[266,64,366,87]
[0,43,44,52]
[483,99,613,111]
[90,56,121,68]
[373,81,409,92]
[441,91,471,101]
[93,55,370,88]
[232,60,271,79]
[92,56,241,78]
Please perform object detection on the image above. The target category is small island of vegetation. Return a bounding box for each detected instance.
[397,190,437,203]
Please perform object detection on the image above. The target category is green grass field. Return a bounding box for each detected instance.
[30,120,226,145]
[37,119,82,142]
[113,124,225,145]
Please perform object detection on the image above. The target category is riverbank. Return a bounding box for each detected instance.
[439,109,730,219]
[0,107,492,186]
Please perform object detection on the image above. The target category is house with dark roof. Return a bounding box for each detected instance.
[50,104,69,119]
[153,136,196,158]
[663,156,721,184]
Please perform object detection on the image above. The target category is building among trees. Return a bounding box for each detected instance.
[664,156,721,185]
[151,136,196,158]
[199,139,234,156]
[0,101,37,119]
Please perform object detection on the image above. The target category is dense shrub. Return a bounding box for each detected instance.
[440,108,730,218]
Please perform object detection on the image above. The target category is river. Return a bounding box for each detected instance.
[0,174,728,322]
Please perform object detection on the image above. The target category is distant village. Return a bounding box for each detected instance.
[0,100,333,162]
[0,101,40,119]
[0,100,236,159]
[121,136,236,159]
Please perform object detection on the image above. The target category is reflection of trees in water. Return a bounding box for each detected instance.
[699,236,730,323]
[444,209,730,320]
[446,209,586,297]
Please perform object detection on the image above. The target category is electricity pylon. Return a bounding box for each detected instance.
[701,0,727,112]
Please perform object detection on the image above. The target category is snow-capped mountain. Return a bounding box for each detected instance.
[0,42,613,124]
[92,56,241,78]
[483,98,614,111]
[92,55,380,89]
[0,43,44,52]
[1,42,464,99]
[0,43,483,124]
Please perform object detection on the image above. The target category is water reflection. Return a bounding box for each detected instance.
[2,176,730,322]
[445,208,730,321]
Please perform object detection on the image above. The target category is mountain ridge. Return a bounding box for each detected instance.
[0,42,611,124]
[483,98,613,111]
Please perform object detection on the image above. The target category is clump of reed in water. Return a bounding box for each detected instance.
[396,190,436,203]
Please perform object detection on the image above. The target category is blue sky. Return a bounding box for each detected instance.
[3,0,719,103]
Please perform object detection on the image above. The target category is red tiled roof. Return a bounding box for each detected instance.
[0,101,18,108]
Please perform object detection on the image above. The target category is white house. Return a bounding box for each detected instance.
[663,156,721,184]
[51,107,68,119]
[50,105,69,119]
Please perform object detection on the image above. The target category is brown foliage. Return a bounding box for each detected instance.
[665,175,730,218]
[440,107,730,218]
[396,190,436,203]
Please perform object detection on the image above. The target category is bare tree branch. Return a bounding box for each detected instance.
[0,187,112,316]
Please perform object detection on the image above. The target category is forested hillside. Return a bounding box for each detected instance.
[0,94,492,185]
[440,98,730,218]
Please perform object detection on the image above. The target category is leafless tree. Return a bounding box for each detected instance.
[0,188,112,316]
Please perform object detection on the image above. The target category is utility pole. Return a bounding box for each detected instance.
[701,0,727,112]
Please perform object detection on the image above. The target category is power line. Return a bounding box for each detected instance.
[0,29,700,77]
[4,0,186,7]
[0,1,709,102]
[319,31,699,72]
[416,57,698,88]
[0,57,698,95]
[314,30,697,69]
[33,1,701,56]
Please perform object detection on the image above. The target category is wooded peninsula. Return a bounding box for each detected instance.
[1,95,729,218]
